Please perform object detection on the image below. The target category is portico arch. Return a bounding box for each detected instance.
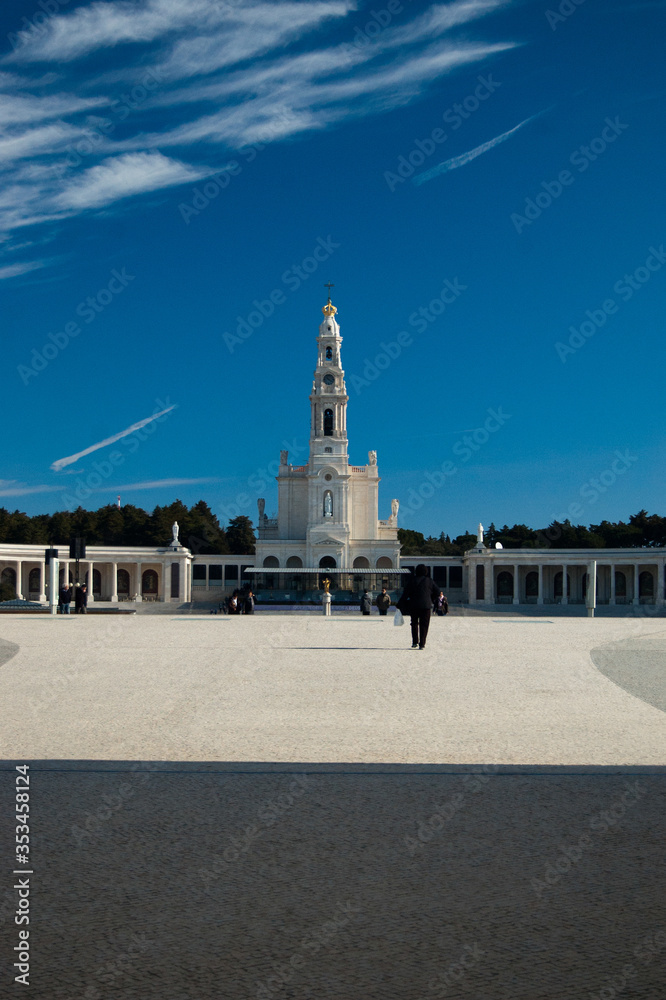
[497,571,514,603]
[1,567,16,599]
[353,556,370,568]
[376,557,393,569]
[142,569,158,598]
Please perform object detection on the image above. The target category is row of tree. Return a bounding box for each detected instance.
[397,511,666,555]
[1,503,664,556]
[0,501,257,554]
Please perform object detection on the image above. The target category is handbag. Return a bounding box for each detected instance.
[393,609,405,626]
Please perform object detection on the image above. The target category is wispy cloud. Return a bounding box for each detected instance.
[0,0,518,269]
[99,477,221,492]
[413,112,539,185]
[0,259,48,280]
[52,152,215,210]
[50,404,176,471]
[0,480,65,497]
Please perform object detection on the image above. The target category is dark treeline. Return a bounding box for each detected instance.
[398,510,666,556]
[3,504,665,557]
[0,501,256,555]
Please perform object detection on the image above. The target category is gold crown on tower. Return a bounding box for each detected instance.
[322,281,337,316]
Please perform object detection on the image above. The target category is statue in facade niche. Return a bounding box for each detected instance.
[368,450,377,465]
[324,492,333,517]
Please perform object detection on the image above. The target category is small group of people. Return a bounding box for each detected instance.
[359,588,392,616]
[58,583,88,614]
[222,590,255,615]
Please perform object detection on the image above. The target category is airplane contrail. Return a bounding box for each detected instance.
[413,113,541,186]
[50,404,176,471]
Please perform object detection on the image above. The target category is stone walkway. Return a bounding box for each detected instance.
[1,615,665,998]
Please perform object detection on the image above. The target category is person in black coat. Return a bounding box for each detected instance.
[74,584,88,614]
[360,590,372,615]
[397,565,439,649]
[243,591,255,614]
[59,584,72,614]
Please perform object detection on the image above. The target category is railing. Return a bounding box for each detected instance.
[351,466,367,473]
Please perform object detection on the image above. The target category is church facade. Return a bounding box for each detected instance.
[252,295,400,593]
[1,295,665,610]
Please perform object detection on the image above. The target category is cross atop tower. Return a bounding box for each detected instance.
[324,281,334,301]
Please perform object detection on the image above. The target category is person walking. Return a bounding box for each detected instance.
[59,582,72,614]
[360,589,372,615]
[375,588,391,616]
[397,564,439,649]
[243,590,255,615]
[434,591,448,616]
[75,584,88,615]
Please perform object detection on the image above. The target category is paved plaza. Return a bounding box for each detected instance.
[1,613,665,998]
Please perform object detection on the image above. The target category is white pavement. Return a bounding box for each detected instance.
[3,613,666,764]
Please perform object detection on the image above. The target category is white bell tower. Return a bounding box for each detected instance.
[309,286,348,469]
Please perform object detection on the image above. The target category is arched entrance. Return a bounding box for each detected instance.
[319,555,337,590]
[117,569,130,599]
[1,567,16,600]
[496,571,514,603]
[28,567,41,597]
[142,569,158,600]
[554,572,571,600]
[639,570,654,602]
[525,571,538,601]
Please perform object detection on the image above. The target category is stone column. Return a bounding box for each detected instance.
[561,563,568,605]
[609,564,616,605]
[657,563,665,606]
[537,564,544,605]
[110,562,118,602]
[513,564,520,604]
[633,563,640,605]
[39,561,47,603]
[484,560,493,604]
[135,562,142,602]
[87,560,95,604]
[15,560,23,600]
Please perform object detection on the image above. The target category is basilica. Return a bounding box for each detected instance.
[1,296,665,610]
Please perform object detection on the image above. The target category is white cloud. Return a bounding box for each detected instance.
[0,259,48,280]
[0,1,519,253]
[52,152,214,210]
[98,477,221,491]
[50,404,176,471]
[0,481,65,497]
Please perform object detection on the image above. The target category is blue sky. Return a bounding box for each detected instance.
[1,0,665,538]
